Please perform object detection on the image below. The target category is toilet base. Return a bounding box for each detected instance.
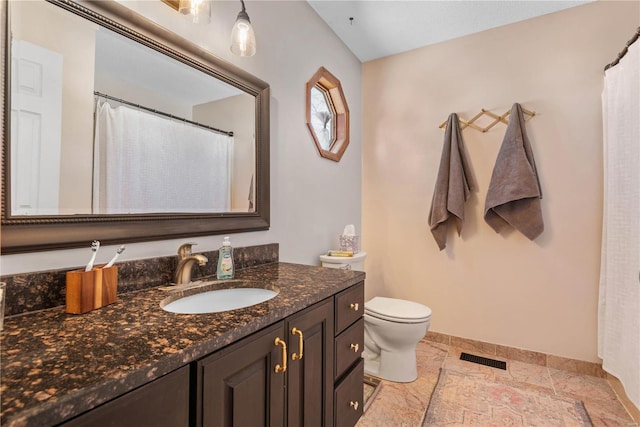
[363,356,380,378]
[363,347,418,383]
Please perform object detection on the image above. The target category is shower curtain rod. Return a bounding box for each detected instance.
[604,26,640,71]
[94,91,234,137]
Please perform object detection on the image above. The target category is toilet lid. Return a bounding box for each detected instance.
[365,297,431,323]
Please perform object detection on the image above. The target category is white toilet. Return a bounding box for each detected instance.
[320,251,432,383]
[363,297,431,383]
[319,251,367,271]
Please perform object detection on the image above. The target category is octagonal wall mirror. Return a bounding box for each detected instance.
[305,66,349,162]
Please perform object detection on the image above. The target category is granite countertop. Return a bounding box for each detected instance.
[0,262,365,427]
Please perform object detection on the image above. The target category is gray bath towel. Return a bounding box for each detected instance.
[429,113,474,250]
[484,103,543,240]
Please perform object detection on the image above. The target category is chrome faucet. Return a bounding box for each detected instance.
[174,242,208,285]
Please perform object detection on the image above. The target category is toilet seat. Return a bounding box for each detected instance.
[365,297,431,324]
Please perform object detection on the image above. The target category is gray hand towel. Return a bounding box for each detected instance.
[484,103,543,240]
[429,113,474,250]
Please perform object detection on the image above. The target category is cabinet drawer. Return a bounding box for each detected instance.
[334,359,364,427]
[335,282,364,335]
[335,318,364,380]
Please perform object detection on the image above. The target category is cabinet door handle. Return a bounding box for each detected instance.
[350,400,359,411]
[291,327,304,360]
[350,343,359,352]
[350,303,359,311]
[274,337,287,373]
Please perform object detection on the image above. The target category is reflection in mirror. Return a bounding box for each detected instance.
[309,86,334,151]
[305,66,349,162]
[1,0,270,253]
[9,1,255,216]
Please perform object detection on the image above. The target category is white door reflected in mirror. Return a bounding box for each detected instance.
[10,40,63,216]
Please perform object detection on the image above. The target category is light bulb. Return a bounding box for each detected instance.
[178,0,191,15]
[192,0,211,24]
[178,0,210,24]
[230,2,256,57]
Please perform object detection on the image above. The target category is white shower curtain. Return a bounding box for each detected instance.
[599,40,640,409]
[93,101,232,214]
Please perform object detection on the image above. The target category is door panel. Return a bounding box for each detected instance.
[10,40,63,215]
[198,322,286,427]
[286,298,334,427]
[59,366,190,427]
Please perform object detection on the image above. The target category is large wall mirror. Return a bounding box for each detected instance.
[1,0,270,253]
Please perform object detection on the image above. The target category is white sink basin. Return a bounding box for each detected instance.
[161,287,278,314]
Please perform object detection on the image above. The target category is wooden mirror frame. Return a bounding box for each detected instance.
[0,0,270,254]
[305,66,349,162]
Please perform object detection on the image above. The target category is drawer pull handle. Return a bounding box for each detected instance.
[350,303,359,311]
[274,337,287,373]
[291,327,304,360]
[350,400,359,411]
[350,343,359,352]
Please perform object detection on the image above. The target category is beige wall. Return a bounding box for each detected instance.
[193,94,255,212]
[11,1,97,214]
[362,1,639,363]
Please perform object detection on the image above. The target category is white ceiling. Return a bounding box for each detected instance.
[307,0,591,62]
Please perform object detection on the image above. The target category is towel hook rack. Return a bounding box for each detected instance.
[439,107,535,133]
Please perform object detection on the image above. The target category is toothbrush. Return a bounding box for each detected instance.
[85,240,100,272]
[105,245,126,268]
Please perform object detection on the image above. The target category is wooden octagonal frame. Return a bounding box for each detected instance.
[305,66,350,162]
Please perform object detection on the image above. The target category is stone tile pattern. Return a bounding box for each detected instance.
[0,261,365,426]
[357,337,637,427]
[0,243,279,316]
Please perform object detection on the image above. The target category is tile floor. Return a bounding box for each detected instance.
[357,339,638,427]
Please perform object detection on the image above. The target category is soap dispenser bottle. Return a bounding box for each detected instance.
[217,237,234,279]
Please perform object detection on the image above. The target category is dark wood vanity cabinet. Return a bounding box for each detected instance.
[197,297,335,427]
[196,299,334,427]
[197,282,364,427]
[58,282,364,427]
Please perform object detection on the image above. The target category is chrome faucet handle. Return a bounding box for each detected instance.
[177,242,198,260]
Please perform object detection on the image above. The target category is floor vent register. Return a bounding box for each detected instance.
[459,352,507,370]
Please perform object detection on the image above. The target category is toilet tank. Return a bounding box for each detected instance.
[320,251,367,272]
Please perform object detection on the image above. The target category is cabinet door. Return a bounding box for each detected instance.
[59,365,190,427]
[286,298,334,427]
[197,321,286,427]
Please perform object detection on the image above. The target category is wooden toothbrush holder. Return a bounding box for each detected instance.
[66,265,118,314]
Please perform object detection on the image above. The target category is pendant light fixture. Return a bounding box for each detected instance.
[230,0,256,57]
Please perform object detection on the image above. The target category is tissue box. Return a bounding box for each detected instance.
[66,265,118,314]
[339,234,359,254]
